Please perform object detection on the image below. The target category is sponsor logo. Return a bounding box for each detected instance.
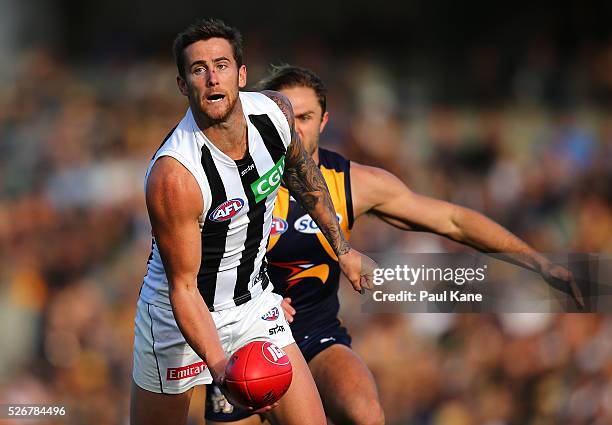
[319,337,336,344]
[270,217,288,236]
[268,324,285,335]
[166,361,207,381]
[261,307,280,321]
[261,342,289,365]
[294,213,342,234]
[240,163,255,176]
[251,156,285,203]
[209,198,244,222]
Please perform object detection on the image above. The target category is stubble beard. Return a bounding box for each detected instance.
[194,92,239,126]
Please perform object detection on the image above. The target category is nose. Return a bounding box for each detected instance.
[294,122,304,140]
[206,69,219,86]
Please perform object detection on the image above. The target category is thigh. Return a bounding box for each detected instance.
[308,344,383,425]
[130,379,193,425]
[263,343,326,425]
[133,300,212,394]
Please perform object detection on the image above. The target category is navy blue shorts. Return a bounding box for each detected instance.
[204,322,351,422]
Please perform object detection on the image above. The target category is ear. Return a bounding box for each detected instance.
[319,111,329,133]
[177,75,189,97]
[238,64,247,88]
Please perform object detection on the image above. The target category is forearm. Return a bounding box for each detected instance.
[169,283,225,377]
[285,156,350,256]
[451,206,549,273]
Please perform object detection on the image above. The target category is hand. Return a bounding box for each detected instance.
[281,298,295,323]
[211,358,280,413]
[540,262,584,309]
[338,248,379,294]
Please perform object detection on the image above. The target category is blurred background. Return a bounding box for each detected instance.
[0,0,611,424]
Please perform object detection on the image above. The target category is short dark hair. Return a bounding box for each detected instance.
[173,17,243,78]
[257,65,327,114]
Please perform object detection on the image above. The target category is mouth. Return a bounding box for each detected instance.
[206,93,226,103]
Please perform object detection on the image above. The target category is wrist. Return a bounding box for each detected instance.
[206,350,227,380]
[336,242,351,257]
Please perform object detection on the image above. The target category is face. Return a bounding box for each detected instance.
[279,85,328,156]
[177,38,247,123]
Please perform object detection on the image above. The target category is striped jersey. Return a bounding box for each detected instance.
[140,91,292,312]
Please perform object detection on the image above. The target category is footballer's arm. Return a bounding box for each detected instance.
[263,90,375,292]
[145,157,227,380]
[350,163,583,307]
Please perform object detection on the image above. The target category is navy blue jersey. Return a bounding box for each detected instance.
[266,148,354,340]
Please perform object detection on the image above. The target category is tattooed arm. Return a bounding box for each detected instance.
[262,90,376,292]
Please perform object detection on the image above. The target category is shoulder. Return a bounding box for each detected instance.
[261,90,294,126]
[350,161,410,213]
[146,157,203,218]
[319,148,351,172]
[350,161,397,183]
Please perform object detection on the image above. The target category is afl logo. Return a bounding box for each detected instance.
[261,307,279,321]
[270,217,288,236]
[209,198,244,222]
[294,213,342,234]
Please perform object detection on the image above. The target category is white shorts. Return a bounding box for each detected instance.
[132,285,294,394]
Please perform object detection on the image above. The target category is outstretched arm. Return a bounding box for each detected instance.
[351,163,583,307]
[263,90,376,292]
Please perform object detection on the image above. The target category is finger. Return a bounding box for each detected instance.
[568,277,584,310]
[284,297,292,305]
[351,276,362,293]
[361,272,374,290]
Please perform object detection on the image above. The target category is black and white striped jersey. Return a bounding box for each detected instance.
[140,92,291,312]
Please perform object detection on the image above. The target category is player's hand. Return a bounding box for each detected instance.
[281,298,295,323]
[211,360,280,413]
[540,262,584,309]
[338,248,378,294]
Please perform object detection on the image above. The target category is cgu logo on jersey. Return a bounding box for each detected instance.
[251,156,285,203]
[209,198,245,222]
[270,217,288,236]
[261,307,280,321]
[294,213,342,234]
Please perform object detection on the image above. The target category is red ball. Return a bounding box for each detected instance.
[224,340,293,408]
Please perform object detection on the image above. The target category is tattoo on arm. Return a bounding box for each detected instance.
[262,90,350,256]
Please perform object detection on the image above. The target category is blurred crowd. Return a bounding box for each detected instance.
[0,31,611,425]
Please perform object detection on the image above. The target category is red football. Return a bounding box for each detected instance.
[224,340,293,408]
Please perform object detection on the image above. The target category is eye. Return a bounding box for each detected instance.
[193,66,206,75]
[217,63,228,70]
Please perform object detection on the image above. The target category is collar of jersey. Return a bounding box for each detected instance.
[188,107,255,167]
